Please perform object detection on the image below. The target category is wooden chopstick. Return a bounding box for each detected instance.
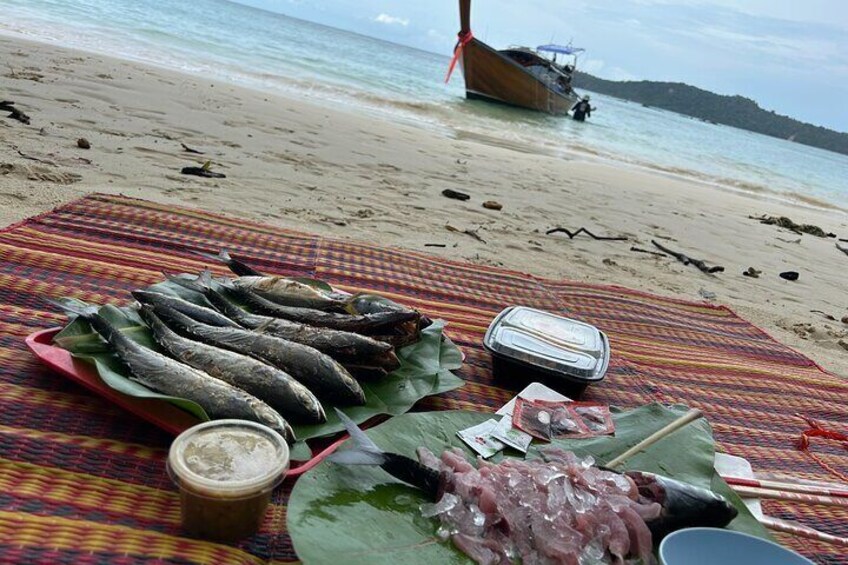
[732,485,848,508]
[723,476,848,499]
[760,516,848,548]
[606,409,703,469]
[754,472,848,490]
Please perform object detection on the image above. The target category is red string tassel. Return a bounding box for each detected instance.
[445,31,474,84]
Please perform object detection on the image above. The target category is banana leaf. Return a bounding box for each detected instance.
[287,405,769,564]
[51,277,464,443]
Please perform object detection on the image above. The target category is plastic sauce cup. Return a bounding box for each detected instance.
[167,419,290,542]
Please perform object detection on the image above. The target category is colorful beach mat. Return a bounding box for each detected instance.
[0,193,845,564]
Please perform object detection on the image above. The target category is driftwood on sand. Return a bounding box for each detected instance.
[1,101,30,124]
[750,214,835,238]
[651,240,724,274]
[836,243,848,257]
[629,246,666,258]
[181,143,204,154]
[546,227,628,241]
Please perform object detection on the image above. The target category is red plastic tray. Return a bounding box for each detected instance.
[26,328,347,477]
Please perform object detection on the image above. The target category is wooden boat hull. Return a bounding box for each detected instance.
[460,39,577,115]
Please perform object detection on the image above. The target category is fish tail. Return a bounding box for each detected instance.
[161,271,204,292]
[190,249,231,263]
[48,298,99,319]
[198,269,215,288]
[326,408,386,465]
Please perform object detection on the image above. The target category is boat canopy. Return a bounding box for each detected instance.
[536,44,585,55]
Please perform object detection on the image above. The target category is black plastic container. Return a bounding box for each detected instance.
[483,306,610,399]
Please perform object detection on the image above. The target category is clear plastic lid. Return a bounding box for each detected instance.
[483,307,609,380]
[168,419,290,498]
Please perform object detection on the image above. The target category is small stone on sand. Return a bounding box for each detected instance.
[483,200,503,211]
[77,138,90,149]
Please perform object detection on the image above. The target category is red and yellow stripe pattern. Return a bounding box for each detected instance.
[0,193,845,563]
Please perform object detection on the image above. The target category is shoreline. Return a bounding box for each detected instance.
[3,27,846,214]
[2,34,847,376]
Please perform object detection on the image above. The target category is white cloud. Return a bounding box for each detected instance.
[374,13,409,27]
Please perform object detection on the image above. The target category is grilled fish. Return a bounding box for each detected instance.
[346,293,432,332]
[139,305,325,424]
[232,276,348,311]
[198,250,426,324]
[222,280,419,335]
[167,273,400,370]
[131,290,238,328]
[144,302,366,406]
[57,302,294,442]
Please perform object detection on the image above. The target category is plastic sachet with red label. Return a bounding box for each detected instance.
[513,398,591,441]
[572,402,615,436]
[512,397,554,441]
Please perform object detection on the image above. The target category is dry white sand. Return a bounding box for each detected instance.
[2,35,846,375]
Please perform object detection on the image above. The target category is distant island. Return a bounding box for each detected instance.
[572,72,848,157]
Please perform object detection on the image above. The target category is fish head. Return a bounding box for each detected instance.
[625,471,738,539]
[131,290,164,306]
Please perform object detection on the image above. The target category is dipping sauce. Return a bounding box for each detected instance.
[167,419,289,542]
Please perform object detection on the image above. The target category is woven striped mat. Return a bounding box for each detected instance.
[0,193,845,564]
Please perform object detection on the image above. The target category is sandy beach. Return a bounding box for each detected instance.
[2,34,846,375]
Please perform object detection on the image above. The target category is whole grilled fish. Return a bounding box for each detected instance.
[222,280,419,335]
[198,250,426,323]
[193,249,262,277]
[329,410,738,541]
[57,302,294,442]
[167,273,400,370]
[232,276,348,311]
[143,301,366,406]
[131,290,238,329]
[139,305,325,424]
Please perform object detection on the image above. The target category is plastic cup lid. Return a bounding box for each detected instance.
[168,419,289,497]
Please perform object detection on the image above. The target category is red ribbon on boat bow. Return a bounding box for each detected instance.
[445,30,474,84]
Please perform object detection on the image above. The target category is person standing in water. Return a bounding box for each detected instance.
[571,95,593,121]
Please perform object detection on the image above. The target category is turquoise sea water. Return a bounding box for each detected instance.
[3,0,847,208]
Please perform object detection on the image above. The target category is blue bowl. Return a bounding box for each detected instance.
[659,528,814,565]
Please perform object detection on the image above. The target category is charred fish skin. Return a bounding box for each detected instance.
[193,249,262,277]
[131,290,238,329]
[256,320,400,370]
[625,470,739,539]
[139,306,326,424]
[172,278,401,370]
[61,305,295,442]
[224,283,419,334]
[346,294,431,331]
[149,304,367,406]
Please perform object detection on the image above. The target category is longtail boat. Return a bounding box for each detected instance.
[445,0,583,115]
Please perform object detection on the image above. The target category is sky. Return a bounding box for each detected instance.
[233,0,848,131]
